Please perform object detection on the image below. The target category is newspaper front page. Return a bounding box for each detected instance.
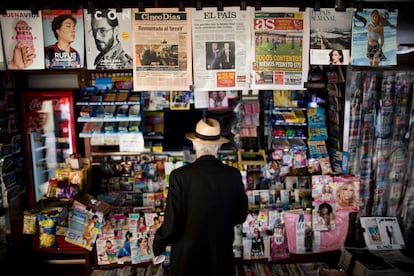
[251,7,309,90]
[132,8,193,91]
[191,7,254,91]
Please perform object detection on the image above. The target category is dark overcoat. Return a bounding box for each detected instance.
[153,155,248,276]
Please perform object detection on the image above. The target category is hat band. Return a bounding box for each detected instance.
[195,132,221,141]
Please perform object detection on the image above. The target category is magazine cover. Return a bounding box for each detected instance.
[312,201,336,231]
[242,226,270,260]
[84,8,133,69]
[334,174,360,212]
[65,201,103,251]
[311,176,336,202]
[351,9,398,66]
[131,231,153,264]
[0,10,45,70]
[309,8,353,65]
[132,8,193,91]
[191,6,254,91]
[251,7,310,90]
[42,9,85,68]
[270,216,289,261]
[96,234,122,265]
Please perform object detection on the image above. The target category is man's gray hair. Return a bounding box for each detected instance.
[192,141,220,157]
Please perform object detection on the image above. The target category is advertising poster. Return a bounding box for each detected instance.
[42,9,85,69]
[251,7,309,90]
[191,7,254,91]
[0,10,45,70]
[132,8,193,91]
[310,8,353,65]
[351,8,398,66]
[84,8,133,70]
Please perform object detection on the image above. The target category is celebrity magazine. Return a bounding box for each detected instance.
[84,8,134,70]
[0,10,45,70]
[42,9,85,68]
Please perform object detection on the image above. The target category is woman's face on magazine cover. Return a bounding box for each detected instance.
[341,183,354,201]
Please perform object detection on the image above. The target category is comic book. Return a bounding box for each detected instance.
[42,9,85,68]
[84,8,133,69]
[0,10,45,70]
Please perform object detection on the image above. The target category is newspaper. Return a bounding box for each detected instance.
[191,7,254,91]
[250,7,309,90]
[132,8,193,91]
[309,8,353,65]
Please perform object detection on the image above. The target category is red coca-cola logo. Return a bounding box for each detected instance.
[28,98,60,112]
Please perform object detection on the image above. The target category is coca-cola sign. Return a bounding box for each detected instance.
[27,98,61,112]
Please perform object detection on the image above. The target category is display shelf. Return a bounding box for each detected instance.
[77,116,142,122]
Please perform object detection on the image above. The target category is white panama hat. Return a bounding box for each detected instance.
[185,118,229,145]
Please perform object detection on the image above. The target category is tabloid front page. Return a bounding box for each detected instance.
[251,7,309,90]
[191,7,254,91]
[132,8,193,91]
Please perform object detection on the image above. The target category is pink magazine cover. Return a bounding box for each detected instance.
[334,174,360,212]
[0,10,45,70]
[42,9,85,68]
[84,8,133,70]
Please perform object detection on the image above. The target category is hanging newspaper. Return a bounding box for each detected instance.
[251,7,309,90]
[132,8,193,91]
[310,8,353,65]
[191,7,254,91]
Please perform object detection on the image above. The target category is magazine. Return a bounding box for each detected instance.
[95,233,122,265]
[131,230,153,264]
[0,10,45,70]
[65,200,103,251]
[84,8,133,70]
[242,226,270,260]
[309,8,353,65]
[42,9,85,68]
[351,9,398,66]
